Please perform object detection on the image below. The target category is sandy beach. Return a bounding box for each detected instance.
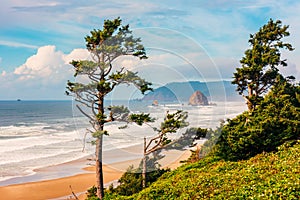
[0,149,191,200]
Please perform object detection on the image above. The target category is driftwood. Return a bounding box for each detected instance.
[69,185,79,200]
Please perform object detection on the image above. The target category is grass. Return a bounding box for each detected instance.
[105,140,300,199]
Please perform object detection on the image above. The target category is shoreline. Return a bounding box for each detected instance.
[0,148,191,200]
[0,143,144,187]
[0,159,140,200]
[0,155,92,187]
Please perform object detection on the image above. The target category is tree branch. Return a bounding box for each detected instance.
[145,134,163,151]
[76,105,94,121]
[104,63,113,77]
[146,137,163,155]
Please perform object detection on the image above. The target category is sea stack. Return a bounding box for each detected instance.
[152,100,159,106]
[188,91,208,106]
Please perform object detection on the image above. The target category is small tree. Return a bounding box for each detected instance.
[173,127,208,163]
[172,127,208,149]
[66,17,152,199]
[111,151,169,196]
[130,110,188,188]
[215,76,300,161]
[232,19,294,111]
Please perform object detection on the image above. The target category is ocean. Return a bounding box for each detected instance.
[0,100,246,186]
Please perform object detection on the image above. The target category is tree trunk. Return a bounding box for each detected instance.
[96,136,104,199]
[246,100,253,112]
[247,84,254,111]
[142,137,147,188]
[96,94,104,199]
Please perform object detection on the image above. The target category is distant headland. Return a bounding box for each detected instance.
[141,81,240,102]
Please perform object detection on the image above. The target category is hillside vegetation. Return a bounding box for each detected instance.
[120,141,300,200]
[101,78,299,200]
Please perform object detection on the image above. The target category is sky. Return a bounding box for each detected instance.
[0,0,300,100]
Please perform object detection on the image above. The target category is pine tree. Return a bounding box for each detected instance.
[232,19,294,111]
[130,110,188,188]
[66,17,152,199]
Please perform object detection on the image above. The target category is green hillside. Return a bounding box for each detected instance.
[137,142,299,199]
[103,140,300,200]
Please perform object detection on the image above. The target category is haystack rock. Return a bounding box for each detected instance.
[188,91,208,106]
[152,100,159,106]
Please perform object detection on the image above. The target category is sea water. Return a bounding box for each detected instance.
[0,100,246,185]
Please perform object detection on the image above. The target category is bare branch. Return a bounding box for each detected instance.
[104,63,113,77]
[82,131,88,152]
[145,134,162,151]
[76,105,94,121]
[75,98,92,109]
[88,73,99,82]
[91,100,98,117]
[146,137,163,154]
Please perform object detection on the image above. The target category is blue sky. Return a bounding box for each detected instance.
[0,0,299,100]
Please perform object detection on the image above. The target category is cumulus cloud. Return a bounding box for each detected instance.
[13,45,89,83]
[0,45,91,99]
[14,46,63,77]
[63,48,91,63]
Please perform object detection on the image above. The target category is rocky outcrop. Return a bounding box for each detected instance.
[141,81,239,102]
[188,91,208,106]
[142,86,177,101]
[152,100,159,106]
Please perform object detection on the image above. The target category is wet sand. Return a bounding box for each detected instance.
[0,148,190,200]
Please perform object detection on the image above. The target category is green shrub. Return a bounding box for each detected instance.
[126,141,300,199]
[85,186,99,200]
[108,152,170,197]
[214,79,300,161]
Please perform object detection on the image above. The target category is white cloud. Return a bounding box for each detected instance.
[13,45,90,84]
[14,46,65,79]
[2,0,300,100]
[63,48,90,64]
[0,45,91,99]
[0,40,38,49]
[0,0,157,30]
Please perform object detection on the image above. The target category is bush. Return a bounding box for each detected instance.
[214,78,300,161]
[109,153,170,197]
[85,186,99,200]
[128,141,300,200]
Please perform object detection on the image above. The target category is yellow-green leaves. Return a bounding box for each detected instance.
[92,130,109,138]
[96,112,107,123]
[97,80,112,94]
[129,113,154,126]
[127,142,300,200]
[161,110,189,134]
[70,60,98,77]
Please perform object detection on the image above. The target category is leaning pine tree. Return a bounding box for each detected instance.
[232,19,294,111]
[66,17,152,199]
[130,110,188,188]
